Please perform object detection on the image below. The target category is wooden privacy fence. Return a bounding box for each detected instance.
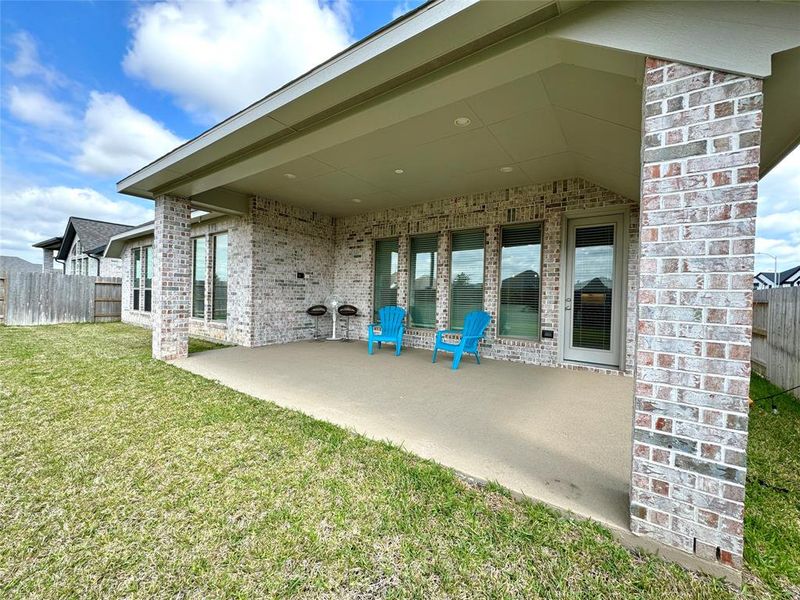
[0,272,121,326]
[752,287,800,399]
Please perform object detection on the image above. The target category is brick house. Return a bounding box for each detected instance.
[33,217,136,276]
[105,1,800,581]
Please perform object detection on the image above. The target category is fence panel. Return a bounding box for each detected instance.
[1,273,121,326]
[0,275,6,323]
[752,287,800,399]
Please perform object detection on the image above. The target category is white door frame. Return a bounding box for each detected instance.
[559,209,628,369]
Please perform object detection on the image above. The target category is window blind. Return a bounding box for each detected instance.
[212,233,228,321]
[373,238,398,320]
[132,247,141,310]
[409,234,437,328]
[450,229,485,330]
[572,224,614,350]
[499,223,541,339]
[143,246,153,312]
[192,238,206,318]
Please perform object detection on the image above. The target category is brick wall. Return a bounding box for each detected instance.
[152,196,192,360]
[41,249,53,272]
[334,178,639,373]
[121,198,335,347]
[630,58,762,570]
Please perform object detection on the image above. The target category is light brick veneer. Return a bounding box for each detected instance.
[630,58,762,570]
[152,196,192,360]
[334,178,639,373]
[41,248,53,272]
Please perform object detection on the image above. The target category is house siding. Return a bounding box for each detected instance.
[333,178,639,374]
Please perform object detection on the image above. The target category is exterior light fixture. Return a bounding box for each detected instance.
[394,169,404,174]
[284,173,297,179]
[454,116,471,127]
[499,166,514,173]
[351,198,362,203]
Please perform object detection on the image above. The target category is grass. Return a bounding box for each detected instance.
[743,374,800,594]
[0,323,795,598]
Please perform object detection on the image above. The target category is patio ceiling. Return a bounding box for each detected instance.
[117,1,800,217]
[225,59,643,215]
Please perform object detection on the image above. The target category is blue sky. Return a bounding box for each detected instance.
[1,0,797,274]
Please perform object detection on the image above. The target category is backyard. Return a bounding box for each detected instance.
[0,323,797,598]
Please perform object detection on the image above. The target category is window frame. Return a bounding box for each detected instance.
[372,236,400,322]
[191,236,207,320]
[130,245,152,313]
[407,233,438,330]
[448,227,486,331]
[496,221,544,342]
[211,232,228,322]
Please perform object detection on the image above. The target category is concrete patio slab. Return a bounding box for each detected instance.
[174,341,634,531]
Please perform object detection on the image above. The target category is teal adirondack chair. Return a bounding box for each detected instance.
[368,306,406,356]
[432,310,491,370]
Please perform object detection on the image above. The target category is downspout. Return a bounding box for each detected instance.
[87,253,102,276]
[55,258,66,274]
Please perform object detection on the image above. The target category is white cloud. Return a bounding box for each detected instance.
[6,85,76,129]
[0,185,153,263]
[4,31,66,87]
[755,145,800,273]
[122,0,354,122]
[74,92,185,177]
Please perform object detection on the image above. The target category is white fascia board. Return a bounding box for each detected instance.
[116,0,479,196]
[546,1,800,78]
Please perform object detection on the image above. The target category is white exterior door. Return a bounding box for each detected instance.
[563,214,625,368]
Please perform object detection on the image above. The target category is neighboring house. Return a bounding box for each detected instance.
[0,255,42,274]
[753,265,800,289]
[103,1,800,579]
[33,217,136,276]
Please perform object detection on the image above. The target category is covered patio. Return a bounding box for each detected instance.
[174,341,633,531]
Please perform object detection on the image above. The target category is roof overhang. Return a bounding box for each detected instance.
[103,212,223,259]
[32,236,63,250]
[117,0,800,214]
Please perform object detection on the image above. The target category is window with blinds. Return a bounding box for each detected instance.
[132,247,141,310]
[192,237,206,318]
[572,224,614,350]
[499,223,542,339]
[409,234,437,328]
[212,233,228,321]
[373,238,398,320]
[143,246,153,312]
[450,229,485,330]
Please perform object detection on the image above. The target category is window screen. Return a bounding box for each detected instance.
[408,234,437,328]
[192,238,206,319]
[373,238,398,320]
[212,233,228,321]
[499,224,541,339]
[450,229,484,330]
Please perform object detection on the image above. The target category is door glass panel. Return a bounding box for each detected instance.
[572,225,614,351]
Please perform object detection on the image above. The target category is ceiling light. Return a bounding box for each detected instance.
[351,198,362,203]
[454,116,471,127]
[394,169,404,174]
[284,173,297,179]
[499,166,514,173]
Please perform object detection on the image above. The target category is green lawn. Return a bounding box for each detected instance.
[0,323,795,598]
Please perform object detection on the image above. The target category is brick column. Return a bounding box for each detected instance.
[152,196,192,360]
[631,58,762,570]
[396,234,409,310]
[483,225,500,341]
[42,248,53,272]
[435,231,451,330]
